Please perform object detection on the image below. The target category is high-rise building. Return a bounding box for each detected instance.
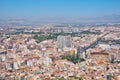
[57,35,71,51]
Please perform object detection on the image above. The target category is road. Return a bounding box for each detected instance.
[83,32,110,52]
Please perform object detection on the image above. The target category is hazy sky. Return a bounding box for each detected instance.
[0,0,120,19]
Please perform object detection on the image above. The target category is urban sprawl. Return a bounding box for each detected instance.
[0,24,120,80]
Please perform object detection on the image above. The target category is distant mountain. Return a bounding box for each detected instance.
[0,18,33,27]
[33,14,120,24]
[75,14,120,23]
[0,14,120,27]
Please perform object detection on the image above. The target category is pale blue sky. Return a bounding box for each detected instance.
[0,0,120,19]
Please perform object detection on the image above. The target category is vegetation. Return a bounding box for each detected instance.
[69,76,79,79]
[106,75,112,80]
[61,54,85,64]
[8,30,100,42]
[33,31,99,43]
[80,30,100,35]
[53,76,83,80]
[33,34,56,42]
[48,32,79,37]
[115,39,120,44]
[33,32,78,42]
[101,39,120,45]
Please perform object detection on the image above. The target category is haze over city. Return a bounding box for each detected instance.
[0,0,120,80]
[0,0,120,24]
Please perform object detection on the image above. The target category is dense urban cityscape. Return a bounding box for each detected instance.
[1,0,120,80]
[0,24,120,80]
